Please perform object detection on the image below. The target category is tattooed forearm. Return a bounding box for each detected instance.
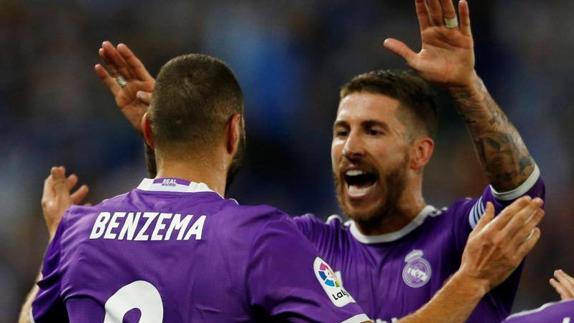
[449,76,535,191]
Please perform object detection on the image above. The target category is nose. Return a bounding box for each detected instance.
[342,131,365,160]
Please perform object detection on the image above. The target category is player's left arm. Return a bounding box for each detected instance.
[18,167,89,322]
[384,0,538,193]
[18,272,40,323]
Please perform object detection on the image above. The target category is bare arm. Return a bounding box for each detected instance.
[384,0,535,191]
[400,197,544,323]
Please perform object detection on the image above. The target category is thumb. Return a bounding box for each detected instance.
[473,202,495,233]
[383,38,417,65]
[136,91,152,105]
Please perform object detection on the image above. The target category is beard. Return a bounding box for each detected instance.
[225,130,246,195]
[334,156,409,228]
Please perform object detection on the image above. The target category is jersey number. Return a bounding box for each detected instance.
[104,280,164,323]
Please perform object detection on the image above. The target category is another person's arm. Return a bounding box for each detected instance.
[550,269,574,300]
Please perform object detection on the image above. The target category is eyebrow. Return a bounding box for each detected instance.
[334,119,390,131]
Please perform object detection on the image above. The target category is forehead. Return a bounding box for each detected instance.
[336,92,402,125]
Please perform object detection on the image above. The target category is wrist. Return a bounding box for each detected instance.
[448,71,483,95]
[450,269,490,299]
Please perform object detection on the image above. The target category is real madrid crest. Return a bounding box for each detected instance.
[402,249,432,288]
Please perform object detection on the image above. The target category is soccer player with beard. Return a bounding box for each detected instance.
[69,0,544,322]
[316,0,545,321]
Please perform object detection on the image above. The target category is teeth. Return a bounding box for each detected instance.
[347,184,373,198]
[345,170,365,176]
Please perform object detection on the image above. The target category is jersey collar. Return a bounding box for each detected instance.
[137,178,221,197]
[349,205,437,244]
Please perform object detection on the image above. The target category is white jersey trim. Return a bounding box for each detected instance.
[341,313,371,323]
[468,196,486,229]
[136,178,222,197]
[326,214,345,225]
[349,205,438,244]
[490,164,540,201]
[505,299,573,320]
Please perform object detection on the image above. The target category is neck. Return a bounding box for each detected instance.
[355,177,426,236]
[155,156,227,196]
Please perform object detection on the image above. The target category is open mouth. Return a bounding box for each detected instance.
[344,169,378,199]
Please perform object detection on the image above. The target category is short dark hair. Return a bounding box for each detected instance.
[340,70,438,139]
[150,54,244,154]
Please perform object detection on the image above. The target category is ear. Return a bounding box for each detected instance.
[141,112,155,149]
[410,137,434,171]
[226,114,242,155]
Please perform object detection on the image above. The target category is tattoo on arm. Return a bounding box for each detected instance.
[449,77,535,191]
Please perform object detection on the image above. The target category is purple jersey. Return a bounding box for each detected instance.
[295,167,544,323]
[32,178,369,323]
[503,300,574,322]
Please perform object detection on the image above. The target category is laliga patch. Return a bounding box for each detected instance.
[402,250,432,288]
[313,257,355,307]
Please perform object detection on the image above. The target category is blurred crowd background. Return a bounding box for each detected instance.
[1,0,573,321]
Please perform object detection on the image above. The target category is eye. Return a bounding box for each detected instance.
[367,128,384,136]
[334,128,349,137]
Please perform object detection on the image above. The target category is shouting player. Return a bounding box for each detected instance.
[19,53,545,323]
[86,0,545,322]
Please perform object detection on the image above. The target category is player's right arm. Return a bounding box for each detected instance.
[95,42,158,177]
[95,41,155,133]
[399,198,544,323]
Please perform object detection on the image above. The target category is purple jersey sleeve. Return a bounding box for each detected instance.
[503,300,574,322]
[468,165,545,229]
[247,212,368,323]
[32,212,69,322]
[447,166,545,322]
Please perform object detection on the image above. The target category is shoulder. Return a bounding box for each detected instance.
[292,213,348,239]
[504,299,574,322]
[212,202,296,239]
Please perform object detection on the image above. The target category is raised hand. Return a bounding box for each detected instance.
[41,166,89,240]
[550,269,574,300]
[95,41,155,132]
[383,0,475,87]
[459,197,544,291]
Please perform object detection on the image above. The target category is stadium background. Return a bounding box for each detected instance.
[1,0,573,321]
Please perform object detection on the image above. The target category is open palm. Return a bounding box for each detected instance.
[95,41,155,132]
[384,0,475,87]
